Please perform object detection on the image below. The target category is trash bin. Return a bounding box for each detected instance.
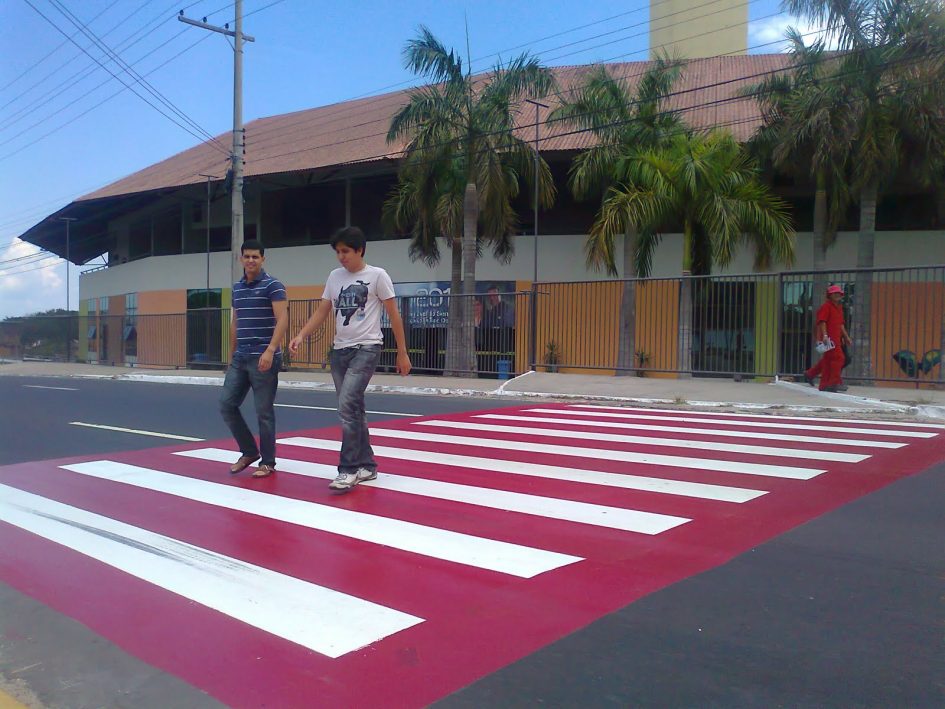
[497,359,511,380]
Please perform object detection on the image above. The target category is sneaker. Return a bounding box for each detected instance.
[836,385,849,392]
[328,471,359,491]
[356,467,377,482]
[803,373,816,387]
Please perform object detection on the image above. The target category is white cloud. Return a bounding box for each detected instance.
[0,238,70,318]
[749,15,842,52]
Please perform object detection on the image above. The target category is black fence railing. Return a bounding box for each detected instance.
[2,266,942,386]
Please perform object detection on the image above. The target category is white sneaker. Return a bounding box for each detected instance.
[328,471,359,491]
[356,467,377,482]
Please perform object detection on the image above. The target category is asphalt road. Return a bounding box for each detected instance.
[2,376,944,708]
[2,375,512,465]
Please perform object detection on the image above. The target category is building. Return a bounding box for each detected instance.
[649,0,747,59]
[16,56,945,379]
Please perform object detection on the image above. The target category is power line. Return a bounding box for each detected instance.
[235,0,761,154]
[18,35,940,267]
[0,30,226,163]
[48,0,228,151]
[0,0,124,93]
[20,0,230,157]
[2,0,155,114]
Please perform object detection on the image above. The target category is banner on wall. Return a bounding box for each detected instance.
[390,281,516,328]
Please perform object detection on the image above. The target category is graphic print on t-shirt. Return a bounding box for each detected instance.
[336,280,370,326]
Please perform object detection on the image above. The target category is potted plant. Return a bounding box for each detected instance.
[635,350,649,377]
[544,340,560,373]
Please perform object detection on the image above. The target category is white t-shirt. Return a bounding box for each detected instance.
[322,264,396,348]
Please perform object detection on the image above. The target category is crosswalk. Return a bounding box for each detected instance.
[0,403,941,708]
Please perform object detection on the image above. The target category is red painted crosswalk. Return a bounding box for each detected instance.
[0,403,941,707]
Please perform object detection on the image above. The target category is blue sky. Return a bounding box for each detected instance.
[0,0,806,318]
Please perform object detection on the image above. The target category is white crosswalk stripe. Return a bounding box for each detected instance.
[277,436,768,503]
[175,447,691,534]
[59,460,582,578]
[415,419,869,463]
[573,404,945,429]
[364,428,826,480]
[0,483,423,658]
[482,412,906,449]
[550,407,939,438]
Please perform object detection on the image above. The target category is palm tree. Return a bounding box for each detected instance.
[781,0,945,379]
[590,129,795,372]
[744,29,851,275]
[386,27,556,375]
[549,56,683,373]
[743,29,853,369]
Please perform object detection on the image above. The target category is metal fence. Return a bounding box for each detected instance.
[536,265,945,386]
[3,266,942,386]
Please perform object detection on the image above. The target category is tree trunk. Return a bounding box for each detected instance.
[852,178,878,384]
[444,235,464,376]
[461,181,478,375]
[810,174,828,373]
[616,225,638,375]
[677,222,694,377]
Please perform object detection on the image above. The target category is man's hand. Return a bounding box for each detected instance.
[258,348,274,372]
[289,335,304,355]
[396,350,411,376]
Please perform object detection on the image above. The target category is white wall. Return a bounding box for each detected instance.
[80,230,945,300]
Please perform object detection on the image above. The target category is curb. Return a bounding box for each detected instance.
[37,371,943,420]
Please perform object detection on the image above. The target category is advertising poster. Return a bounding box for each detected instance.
[391,281,516,328]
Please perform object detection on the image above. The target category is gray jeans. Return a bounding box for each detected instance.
[329,344,381,474]
[219,352,281,467]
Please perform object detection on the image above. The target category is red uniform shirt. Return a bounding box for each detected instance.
[815,300,844,343]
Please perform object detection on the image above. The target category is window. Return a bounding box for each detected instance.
[124,293,138,358]
[187,289,222,310]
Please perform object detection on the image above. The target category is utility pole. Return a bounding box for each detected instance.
[179,3,255,287]
[524,99,548,283]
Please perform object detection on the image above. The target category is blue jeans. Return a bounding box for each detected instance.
[329,345,381,474]
[219,352,281,467]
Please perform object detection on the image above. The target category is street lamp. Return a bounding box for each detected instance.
[58,217,78,311]
[58,216,78,362]
[198,174,218,302]
[524,99,548,284]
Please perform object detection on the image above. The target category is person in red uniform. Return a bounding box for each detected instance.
[804,284,851,392]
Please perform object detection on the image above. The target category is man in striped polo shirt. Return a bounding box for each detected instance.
[219,239,288,478]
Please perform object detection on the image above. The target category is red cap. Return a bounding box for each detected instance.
[826,285,844,295]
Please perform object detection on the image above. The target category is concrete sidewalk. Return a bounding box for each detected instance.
[5,359,945,420]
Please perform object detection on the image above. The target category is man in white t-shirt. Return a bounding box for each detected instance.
[289,226,411,492]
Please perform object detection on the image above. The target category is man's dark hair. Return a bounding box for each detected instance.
[241,239,265,255]
[487,284,499,292]
[330,226,366,255]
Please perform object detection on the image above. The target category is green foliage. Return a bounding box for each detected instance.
[384,26,557,266]
[589,130,795,276]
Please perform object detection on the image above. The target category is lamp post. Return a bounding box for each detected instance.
[58,217,78,311]
[198,174,216,302]
[58,216,78,362]
[523,99,548,371]
[198,174,218,362]
[523,99,548,284]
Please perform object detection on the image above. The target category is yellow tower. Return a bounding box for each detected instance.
[649,0,748,58]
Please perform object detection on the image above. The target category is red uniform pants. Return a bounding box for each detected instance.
[807,347,843,389]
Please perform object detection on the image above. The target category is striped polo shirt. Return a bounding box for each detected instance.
[232,270,287,355]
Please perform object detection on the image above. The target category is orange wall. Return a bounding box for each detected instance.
[139,290,187,315]
[534,281,622,375]
[871,282,944,383]
[635,280,680,377]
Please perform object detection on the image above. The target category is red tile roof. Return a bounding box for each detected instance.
[80,54,792,202]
